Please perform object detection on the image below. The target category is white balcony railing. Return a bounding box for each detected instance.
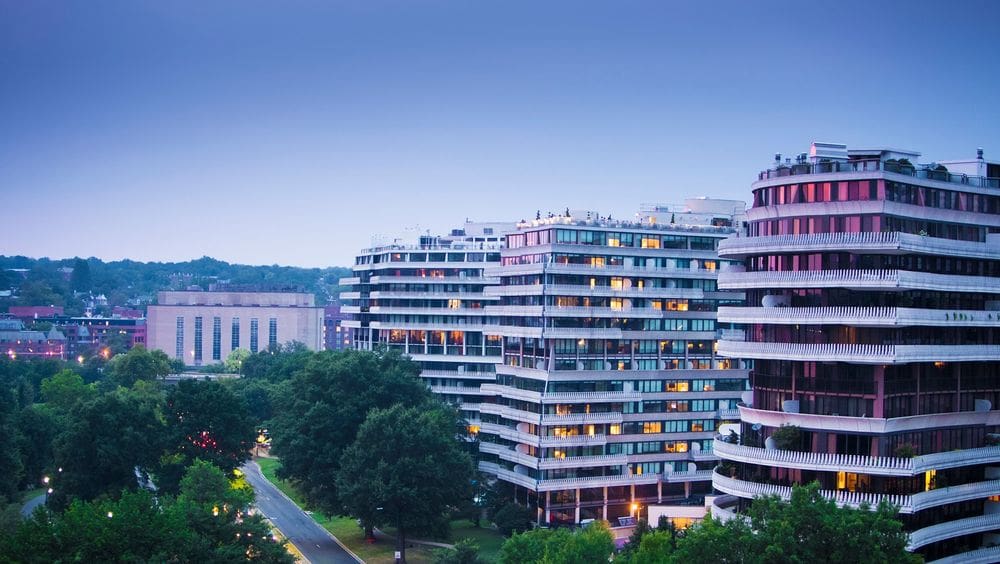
[537,453,628,470]
[712,473,913,512]
[718,341,1000,364]
[718,306,1000,327]
[736,405,1000,435]
[907,512,1000,550]
[927,545,1000,564]
[718,269,1000,294]
[718,231,998,260]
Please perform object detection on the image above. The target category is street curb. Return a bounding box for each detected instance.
[246,461,364,564]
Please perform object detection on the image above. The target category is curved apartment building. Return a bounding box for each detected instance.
[714,143,1000,562]
[480,211,749,525]
[342,223,513,425]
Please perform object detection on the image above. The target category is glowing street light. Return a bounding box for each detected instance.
[107,511,114,519]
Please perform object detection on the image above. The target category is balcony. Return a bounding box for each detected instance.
[718,340,1000,364]
[541,411,623,425]
[713,438,917,476]
[927,545,1000,564]
[718,231,999,260]
[755,157,1000,190]
[736,405,1000,435]
[478,461,537,489]
[541,390,643,404]
[428,385,491,397]
[539,433,608,447]
[718,306,1000,328]
[478,403,541,424]
[907,512,1000,551]
[712,472,912,512]
[718,269,1000,294]
[479,383,542,403]
[538,453,628,470]
[478,422,540,447]
[369,275,498,285]
[710,495,741,522]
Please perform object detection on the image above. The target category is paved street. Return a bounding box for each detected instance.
[241,461,362,564]
[19,493,45,518]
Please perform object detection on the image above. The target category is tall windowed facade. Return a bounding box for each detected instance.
[714,143,1000,561]
[478,210,748,525]
[342,222,515,426]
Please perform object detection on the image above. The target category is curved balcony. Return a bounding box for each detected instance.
[478,422,540,447]
[541,411,623,425]
[712,472,912,512]
[710,494,742,522]
[737,405,1000,435]
[718,231,998,260]
[479,403,541,424]
[541,390,643,403]
[479,442,540,468]
[479,383,542,403]
[539,433,608,447]
[371,290,501,300]
[369,275,497,285]
[478,461,537,489]
[718,306,1000,328]
[718,340,1000,364]
[928,545,1000,564]
[428,385,491,397]
[907,512,1000,551]
[718,269,1000,294]
[538,453,628,470]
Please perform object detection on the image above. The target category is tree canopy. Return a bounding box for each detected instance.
[498,521,615,564]
[269,348,432,515]
[336,403,474,563]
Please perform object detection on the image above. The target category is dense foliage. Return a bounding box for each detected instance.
[498,521,616,564]
[0,254,351,314]
[611,482,920,564]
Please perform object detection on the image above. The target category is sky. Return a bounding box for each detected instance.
[2,0,999,268]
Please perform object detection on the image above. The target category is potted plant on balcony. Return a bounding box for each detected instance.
[884,158,900,173]
[771,424,804,452]
[898,158,915,175]
[893,443,917,458]
[927,163,949,181]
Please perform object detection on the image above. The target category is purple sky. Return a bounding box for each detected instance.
[3,0,999,267]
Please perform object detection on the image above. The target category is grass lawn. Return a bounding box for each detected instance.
[255,457,498,563]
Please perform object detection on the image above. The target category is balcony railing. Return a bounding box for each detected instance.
[907,512,1000,550]
[718,269,1000,294]
[712,472,913,512]
[926,545,1000,564]
[537,453,628,470]
[719,231,998,260]
[736,404,1000,435]
[541,411,624,425]
[477,461,537,490]
[713,438,916,476]
[757,158,1000,190]
[718,340,1000,364]
[718,306,1000,328]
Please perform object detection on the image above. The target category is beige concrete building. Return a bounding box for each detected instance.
[147,291,323,366]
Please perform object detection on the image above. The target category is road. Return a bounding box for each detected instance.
[20,493,45,518]
[241,461,362,564]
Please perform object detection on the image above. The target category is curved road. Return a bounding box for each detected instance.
[241,461,362,564]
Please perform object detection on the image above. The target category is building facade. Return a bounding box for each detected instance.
[147,291,323,366]
[342,222,514,426]
[323,304,353,351]
[478,211,749,526]
[713,143,1000,561]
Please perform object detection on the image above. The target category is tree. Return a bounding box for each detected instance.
[770,424,804,451]
[50,393,166,507]
[270,349,432,517]
[497,522,614,564]
[225,348,251,374]
[671,482,920,564]
[106,345,171,388]
[432,539,482,564]
[498,528,552,564]
[336,404,474,563]
[13,405,61,490]
[160,380,255,493]
[622,530,675,564]
[70,258,92,292]
[40,369,96,412]
[493,502,533,536]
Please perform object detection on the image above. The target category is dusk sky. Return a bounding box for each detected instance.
[3,1,999,268]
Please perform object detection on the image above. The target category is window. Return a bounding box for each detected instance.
[268,318,278,349]
[231,317,240,350]
[212,317,221,361]
[193,317,203,364]
[175,317,184,360]
[642,421,662,434]
[250,318,259,353]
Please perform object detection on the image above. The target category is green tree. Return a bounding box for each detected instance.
[622,530,675,564]
[50,393,166,507]
[270,349,432,517]
[336,404,474,563]
[13,405,61,490]
[671,483,920,564]
[493,502,534,536]
[432,538,482,564]
[160,380,255,493]
[106,345,171,388]
[225,348,251,374]
[498,528,552,564]
[70,258,92,292]
[40,369,96,412]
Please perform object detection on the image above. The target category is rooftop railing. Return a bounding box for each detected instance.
[757,158,1000,190]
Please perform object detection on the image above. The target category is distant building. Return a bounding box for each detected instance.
[0,318,66,360]
[8,305,65,319]
[323,305,353,351]
[147,291,323,366]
